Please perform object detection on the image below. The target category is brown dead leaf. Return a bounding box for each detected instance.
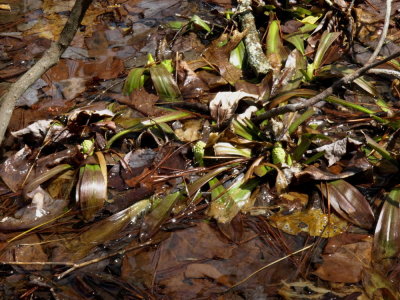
[269,208,348,237]
[177,60,209,99]
[114,89,165,117]
[203,30,245,85]
[0,235,48,271]
[314,234,372,283]
[82,56,124,80]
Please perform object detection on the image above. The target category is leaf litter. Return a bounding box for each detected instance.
[0,0,400,299]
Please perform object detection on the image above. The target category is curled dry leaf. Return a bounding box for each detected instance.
[209,91,258,125]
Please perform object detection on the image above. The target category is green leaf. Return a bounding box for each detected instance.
[307,31,341,80]
[123,68,147,95]
[106,110,193,148]
[266,20,281,56]
[149,63,182,102]
[364,133,396,164]
[232,118,266,141]
[160,59,174,73]
[213,142,252,158]
[229,41,245,69]
[284,33,308,55]
[288,107,315,134]
[166,20,185,30]
[373,187,400,263]
[190,15,211,32]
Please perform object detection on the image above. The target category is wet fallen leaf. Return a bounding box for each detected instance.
[314,233,372,283]
[0,234,48,271]
[320,180,374,229]
[269,208,348,237]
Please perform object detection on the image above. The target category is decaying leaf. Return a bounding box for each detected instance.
[66,199,151,261]
[0,186,68,230]
[314,233,372,283]
[269,208,348,237]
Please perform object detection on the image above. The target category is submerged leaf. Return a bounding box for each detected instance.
[314,234,372,283]
[68,199,151,261]
[140,191,184,241]
[208,178,258,223]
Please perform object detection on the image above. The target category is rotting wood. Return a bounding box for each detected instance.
[237,0,272,76]
[0,0,93,146]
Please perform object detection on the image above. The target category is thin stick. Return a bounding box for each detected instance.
[252,50,400,122]
[227,243,314,290]
[366,0,392,64]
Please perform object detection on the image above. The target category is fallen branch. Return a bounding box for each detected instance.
[252,50,400,123]
[237,0,271,76]
[0,0,93,146]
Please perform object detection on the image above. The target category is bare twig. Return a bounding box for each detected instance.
[237,0,271,76]
[366,0,393,64]
[0,0,93,145]
[252,50,400,122]
[368,68,400,78]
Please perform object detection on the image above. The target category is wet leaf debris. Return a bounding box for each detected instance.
[0,0,400,299]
